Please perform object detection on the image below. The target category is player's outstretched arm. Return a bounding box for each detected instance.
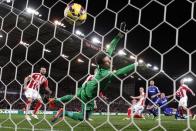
[106,31,124,56]
[24,75,31,90]
[114,63,137,77]
[45,87,52,95]
[130,95,142,99]
[166,94,173,99]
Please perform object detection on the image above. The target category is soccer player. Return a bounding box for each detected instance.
[146,80,160,117]
[49,28,139,122]
[23,67,52,121]
[124,87,146,120]
[147,93,176,118]
[175,79,195,119]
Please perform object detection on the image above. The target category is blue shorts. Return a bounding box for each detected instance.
[163,108,173,116]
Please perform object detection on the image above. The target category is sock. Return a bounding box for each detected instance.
[64,110,84,121]
[33,101,42,115]
[54,95,74,103]
[127,108,131,118]
[179,107,184,118]
[25,100,32,115]
[55,108,63,118]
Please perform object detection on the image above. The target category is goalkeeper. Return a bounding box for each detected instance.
[49,24,138,122]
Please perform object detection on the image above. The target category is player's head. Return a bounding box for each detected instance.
[180,79,185,85]
[95,52,111,69]
[131,99,137,105]
[149,80,155,86]
[139,87,144,93]
[160,93,165,98]
[40,67,47,75]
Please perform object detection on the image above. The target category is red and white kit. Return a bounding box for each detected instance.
[132,92,145,115]
[176,84,194,107]
[127,92,146,118]
[24,73,48,100]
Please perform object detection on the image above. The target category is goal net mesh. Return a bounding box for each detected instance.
[0,0,196,130]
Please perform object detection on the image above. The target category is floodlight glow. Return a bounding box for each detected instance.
[106,44,110,49]
[153,66,159,71]
[54,20,61,25]
[75,30,84,37]
[138,59,144,64]
[77,58,84,63]
[91,63,96,67]
[118,50,126,56]
[92,37,101,44]
[43,49,51,53]
[26,8,39,16]
[146,63,152,68]
[130,55,136,60]
[0,35,3,38]
[183,77,193,83]
[19,41,29,46]
[61,54,69,58]
[130,75,134,78]
[6,0,11,3]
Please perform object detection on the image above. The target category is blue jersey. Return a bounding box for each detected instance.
[155,97,174,116]
[155,97,168,109]
[148,86,160,102]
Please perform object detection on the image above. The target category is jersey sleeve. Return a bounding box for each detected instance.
[106,33,123,57]
[155,86,160,93]
[114,64,135,77]
[155,98,160,105]
[42,79,48,88]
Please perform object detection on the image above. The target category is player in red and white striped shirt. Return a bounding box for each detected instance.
[24,67,52,121]
[176,79,195,119]
[124,87,146,120]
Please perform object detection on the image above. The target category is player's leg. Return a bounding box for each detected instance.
[63,101,94,121]
[178,97,188,119]
[133,105,145,119]
[32,99,43,119]
[146,104,158,118]
[51,108,64,123]
[163,108,174,116]
[123,107,131,120]
[31,90,43,119]
[25,98,32,121]
[49,95,74,108]
[24,89,33,121]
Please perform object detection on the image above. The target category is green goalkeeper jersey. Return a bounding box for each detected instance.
[78,33,136,102]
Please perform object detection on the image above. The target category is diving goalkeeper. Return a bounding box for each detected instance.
[49,25,138,122]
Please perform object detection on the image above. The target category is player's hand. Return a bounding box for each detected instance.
[130,96,133,99]
[151,95,155,98]
[23,87,28,91]
[48,90,52,95]
[193,93,196,96]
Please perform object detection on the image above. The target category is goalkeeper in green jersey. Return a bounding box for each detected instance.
[49,23,138,122]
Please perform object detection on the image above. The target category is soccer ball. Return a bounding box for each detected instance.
[64,3,87,25]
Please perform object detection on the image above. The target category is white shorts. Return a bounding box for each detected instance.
[133,104,144,115]
[178,96,188,107]
[24,88,41,100]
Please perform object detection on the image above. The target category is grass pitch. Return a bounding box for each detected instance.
[0,114,195,131]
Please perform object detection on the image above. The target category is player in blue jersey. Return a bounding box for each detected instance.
[147,93,177,118]
[147,80,160,102]
[146,80,161,117]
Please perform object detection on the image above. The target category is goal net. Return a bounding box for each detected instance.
[0,0,196,130]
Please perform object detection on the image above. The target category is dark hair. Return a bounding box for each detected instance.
[95,52,107,66]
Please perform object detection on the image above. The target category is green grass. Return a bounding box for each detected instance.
[0,114,195,131]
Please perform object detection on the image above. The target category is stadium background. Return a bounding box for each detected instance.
[0,0,196,130]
